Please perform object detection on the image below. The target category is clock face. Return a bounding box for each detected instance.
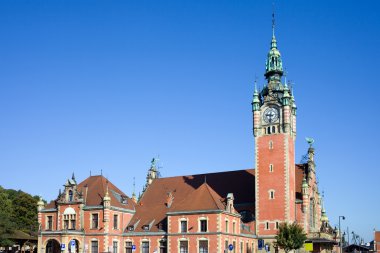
[263,107,279,123]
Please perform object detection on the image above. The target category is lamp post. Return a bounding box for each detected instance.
[339,216,345,253]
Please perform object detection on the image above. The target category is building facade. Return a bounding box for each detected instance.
[37,22,336,253]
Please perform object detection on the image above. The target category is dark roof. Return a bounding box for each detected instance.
[128,169,255,233]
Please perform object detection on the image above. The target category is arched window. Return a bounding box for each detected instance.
[272,126,276,133]
[268,127,271,134]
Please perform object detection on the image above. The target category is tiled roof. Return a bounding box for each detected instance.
[78,175,135,210]
[45,175,135,211]
[128,169,255,232]
[173,182,225,212]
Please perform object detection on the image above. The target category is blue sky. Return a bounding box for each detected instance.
[0,0,379,242]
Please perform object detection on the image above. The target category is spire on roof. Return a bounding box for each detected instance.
[265,8,283,82]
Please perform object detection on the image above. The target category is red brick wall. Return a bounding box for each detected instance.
[256,133,295,236]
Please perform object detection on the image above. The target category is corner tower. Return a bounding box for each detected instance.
[253,18,297,237]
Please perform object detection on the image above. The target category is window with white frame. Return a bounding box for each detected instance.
[180,220,187,233]
[179,241,188,253]
[269,164,273,172]
[265,222,270,230]
[47,216,53,230]
[200,219,207,232]
[199,240,208,253]
[141,241,149,253]
[91,241,98,253]
[91,213,99,229]
[125,241,132,253]
[63,207,76,230]
[112,241,118,253]
[113,214,118,229]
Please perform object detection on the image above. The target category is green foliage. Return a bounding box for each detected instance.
[0,185,40,246]
[275,222,307,253]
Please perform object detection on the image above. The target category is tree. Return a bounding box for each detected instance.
[275,222,307,253]
[0,189,15,246]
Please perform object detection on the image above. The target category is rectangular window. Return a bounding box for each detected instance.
[125,242,132,253]
[91,241,98,253]
[270,191,274,199]
[199,240,208,253]
[225,220,229,233]
[113,241,118,253]
[47,216,52,230]
[92,213,99,229]
[159,240,166,253]
[179,241,188,253]
[232,222,236,234]
[63,215,69,229]
[265,222,270,230]
[276,222,279,229]
[225,241,229,252]
[200,219,207,232]
[70,219,76,230]
[113,214,118,229]
[141,242,149,253]
[246,243,249,253]
[180,220,187,233]
[269,164,273,172]
[240,242,243,253]
[233,241,236,253]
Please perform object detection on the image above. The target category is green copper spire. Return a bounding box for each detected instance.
[282,83,290,106]
[265,11,283,80]
[252,80,260,111]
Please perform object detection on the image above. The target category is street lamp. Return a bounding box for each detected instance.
[339,216,345,253]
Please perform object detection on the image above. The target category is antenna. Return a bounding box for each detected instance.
[101,169,103,176]
[90,170,92,176]
[133,177,136,196]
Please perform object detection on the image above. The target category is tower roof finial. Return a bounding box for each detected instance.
[272,2,276,38]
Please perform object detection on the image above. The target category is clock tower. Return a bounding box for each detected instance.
[252,20,297,237]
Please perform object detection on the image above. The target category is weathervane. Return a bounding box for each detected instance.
[305,137,314,147]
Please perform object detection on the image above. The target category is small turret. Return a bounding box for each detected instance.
[103,183,111,209]
[37,196,45,211]
[252,84,260,112]
[146,158,159,186]
[225,193,235,213]
[282,83,290,106]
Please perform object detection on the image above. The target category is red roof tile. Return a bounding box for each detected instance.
[128,169,255,232]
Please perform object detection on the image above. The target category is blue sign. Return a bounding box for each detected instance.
[265,244,269,252]
[258,239,263,250]
[61,244,65,250]
[228,244,234,251]
[71,240,76,247]
[131,245,136,250]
